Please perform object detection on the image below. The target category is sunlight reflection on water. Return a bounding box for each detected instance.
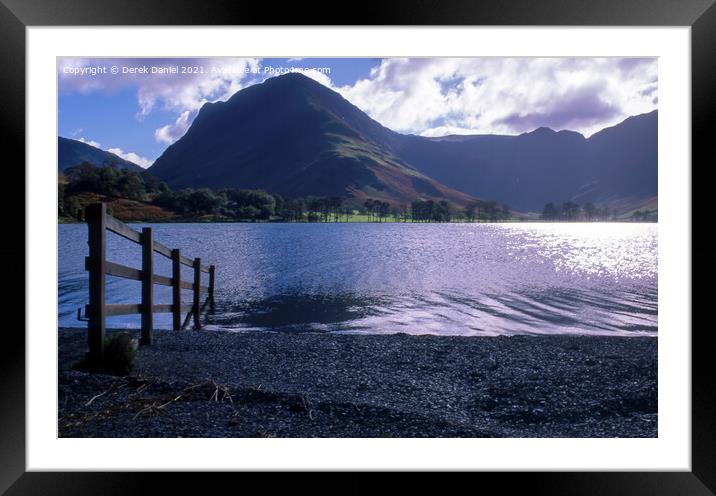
[59,222,657,336]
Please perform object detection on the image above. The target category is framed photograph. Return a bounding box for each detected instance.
[4,0,709,491]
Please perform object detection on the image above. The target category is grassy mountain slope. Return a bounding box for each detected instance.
[149,74,475,207]
[58,137,145,172]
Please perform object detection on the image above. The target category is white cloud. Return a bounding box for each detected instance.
[293,68,333,87]
[331,57,658,137]
[76,137,102,148]
[106,147,153,168]
[154,110,193,145]
[75,137,153,169]
[136,58,262,118]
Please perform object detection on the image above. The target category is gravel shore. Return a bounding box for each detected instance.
[58,328,657,438]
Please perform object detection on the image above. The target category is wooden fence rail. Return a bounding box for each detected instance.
[84,203,216,365]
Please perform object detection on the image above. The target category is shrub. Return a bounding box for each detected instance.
[73,333,137,376]
[103,333,137,375]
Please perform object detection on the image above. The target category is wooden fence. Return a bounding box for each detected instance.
[84,203,215,364]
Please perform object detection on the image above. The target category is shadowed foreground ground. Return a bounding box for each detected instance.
[58,328,657,438]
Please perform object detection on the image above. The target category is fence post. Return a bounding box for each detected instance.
[193,257,202,329]
[172,249,182,330]
[141,227,154,345]
[86,203,106,365]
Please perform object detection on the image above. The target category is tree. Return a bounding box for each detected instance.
[116,173,146,200]
[291,198,306,221]
[583,202,596,221]
[236,205,260,220]
[411,200,425,222]
[464,203,477,222]
[364,199,375,222]
[188,188,223,216]
[541,202,559,221]
[482,200,500,222]
[329,197,343,222]
[62,163,173,205]
[436,200,451,222]
[378,201,390,222]
[297,199,308,221]
[599,205,611,221]
[561,201,580,221]
[399,204,410,222]
[389,206,400,222]
[307,197,325,222]
[415,200,435,222]
[61,195,81,219]
[501,203,511,221]
[272,193,284,217]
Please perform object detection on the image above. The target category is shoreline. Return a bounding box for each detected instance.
[58,327,657,438]
[58,218,657,225]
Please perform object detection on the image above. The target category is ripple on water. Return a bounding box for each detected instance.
[59,222,657,336]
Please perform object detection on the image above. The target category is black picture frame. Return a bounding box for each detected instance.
[2,0,707,492]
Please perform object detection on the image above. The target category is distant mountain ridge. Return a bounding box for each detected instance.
[58,137,145,172]
[392,111,657,211]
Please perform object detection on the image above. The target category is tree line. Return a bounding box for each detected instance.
[360,199,514,223]
[540,201,656,222]
[462,200,511,222]
[58,163,525,223]
[60,164,288,221]
[59,164,658,224]
[59,164,375,222]
[59,163,169,219]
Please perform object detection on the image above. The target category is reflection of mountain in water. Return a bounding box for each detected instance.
[210,292,389,331]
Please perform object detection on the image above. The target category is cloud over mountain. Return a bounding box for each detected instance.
[335,58,657,138]
[58,57,657,153]
[76,137,152,168]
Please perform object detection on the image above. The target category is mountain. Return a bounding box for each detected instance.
[581,111,657,203]
[149,73,657,212]
[58,137,145,172]
[149,73,475,207]
[392,111,657,212]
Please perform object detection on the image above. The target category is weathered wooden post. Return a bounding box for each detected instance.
[140,227,154,345]
[86,203,107,365]
[172,249,182,330]
[193,257,202,329]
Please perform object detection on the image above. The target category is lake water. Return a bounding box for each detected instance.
[58,222,657,336]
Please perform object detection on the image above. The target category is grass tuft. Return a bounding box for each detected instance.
[73,333,138,376]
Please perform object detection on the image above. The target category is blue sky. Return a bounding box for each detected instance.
[58,57,657,168]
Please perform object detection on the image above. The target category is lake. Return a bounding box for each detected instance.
[58,222,657,336]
